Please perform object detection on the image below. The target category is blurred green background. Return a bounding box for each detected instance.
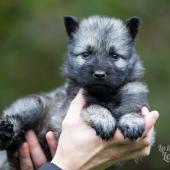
[0,0,170,169]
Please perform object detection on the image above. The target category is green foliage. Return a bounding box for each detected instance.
[0,1,170,169]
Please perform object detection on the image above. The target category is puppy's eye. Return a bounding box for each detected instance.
[110,53,120,60]
[81,52,90,58]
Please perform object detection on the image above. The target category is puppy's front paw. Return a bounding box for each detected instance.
[90,118,116,141]
[118,114,145,140]
[82,105,116,140]
[0,119,14,150]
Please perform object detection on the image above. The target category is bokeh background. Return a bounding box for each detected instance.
[0,0,170,169]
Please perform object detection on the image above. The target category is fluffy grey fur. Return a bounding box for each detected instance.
[0,15,151,170]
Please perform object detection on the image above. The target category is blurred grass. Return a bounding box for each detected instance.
[0,0,170,169]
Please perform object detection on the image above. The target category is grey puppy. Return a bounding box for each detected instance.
[0,16,150,170]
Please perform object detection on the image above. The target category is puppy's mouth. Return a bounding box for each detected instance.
[84,81,111,89]
[84,83,114,98]
[86,83,110,88]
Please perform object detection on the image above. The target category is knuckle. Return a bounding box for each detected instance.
[143,138,151,146]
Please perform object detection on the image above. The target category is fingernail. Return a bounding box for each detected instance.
[46,131,55,139]
[25,130,36,141]
[152,111,159,120]
[75,89,86,104]
[78,88,86,98]
[25,130,33,136]
[20,142,28,150]
[141,107,149,115]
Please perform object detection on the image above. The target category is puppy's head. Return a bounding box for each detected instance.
[63,16,144,95]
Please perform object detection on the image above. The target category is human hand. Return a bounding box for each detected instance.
[19,89,159,170]
[51,90,159,170]
[19,130,57,170]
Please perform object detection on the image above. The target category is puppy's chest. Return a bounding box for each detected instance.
[87,94,121,116]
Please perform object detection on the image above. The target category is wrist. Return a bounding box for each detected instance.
[51,155,78,170]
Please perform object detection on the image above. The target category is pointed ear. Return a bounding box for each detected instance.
[63,16,79,39]
[126,17,141,40]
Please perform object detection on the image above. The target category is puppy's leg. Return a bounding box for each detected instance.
[117,113,145,140]
[114,82,149,140]
[81,105,116,140]
[0,95,46,150]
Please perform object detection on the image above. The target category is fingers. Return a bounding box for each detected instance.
[63,89,86,122]
[141,107,159,135]
[142,127,154,146]
[25,130,47,169]
[20,130,57,170]
[46,131,57,157]
[123,145,151,161]
[108,108,158,146]
[145,110,159,131]
[112,129,126,143]
[141,107,149,116]
[19,142,34,170]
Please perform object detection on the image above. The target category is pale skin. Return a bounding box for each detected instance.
[19,90,159,170]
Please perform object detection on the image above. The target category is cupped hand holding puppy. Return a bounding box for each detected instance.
[19,90,159,170]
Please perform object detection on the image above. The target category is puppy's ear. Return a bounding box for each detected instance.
[63,16,79,39]
[126,17,141,40]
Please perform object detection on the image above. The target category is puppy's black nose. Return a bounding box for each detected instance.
[93,70,106,79]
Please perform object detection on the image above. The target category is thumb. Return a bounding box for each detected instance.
[64,89,86,121]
